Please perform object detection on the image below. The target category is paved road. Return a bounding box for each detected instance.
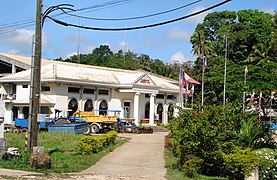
[0,132,168,180]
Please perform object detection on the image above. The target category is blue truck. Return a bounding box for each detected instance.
[12,117,54,133]
[12,116,88,134]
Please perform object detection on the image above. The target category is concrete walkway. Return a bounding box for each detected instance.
[80,132,168,179]
[0,132,168,180]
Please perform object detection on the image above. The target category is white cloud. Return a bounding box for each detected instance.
[82,45,96,54]
[65,51,78,59]
[119,41,128,51]
[0,28,47,55]
[169,51,190,64]
[184,6,211,24]
[168,28,191,41]
[5,49,19,55]
[263,8,275,15]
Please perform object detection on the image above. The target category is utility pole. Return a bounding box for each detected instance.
[28,0,42,152]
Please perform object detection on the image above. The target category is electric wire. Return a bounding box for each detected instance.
[64,0,203,21]
[0,0,137,34]
[48,0,231,31]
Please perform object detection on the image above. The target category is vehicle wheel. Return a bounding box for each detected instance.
[120,123,125,133]
[91,125,99,134]
[132,128,139,134]
[84,125,91,135]
[22,128,28,133]
[12,128,20,133]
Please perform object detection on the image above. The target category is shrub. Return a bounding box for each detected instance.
[222,147,261,179]
[77,131,118,154]
[182,155,204,178]
[169,104,244,176]
[257,148,277,180]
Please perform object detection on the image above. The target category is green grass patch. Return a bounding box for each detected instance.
[164,148,227,180]
[0,131,128,173]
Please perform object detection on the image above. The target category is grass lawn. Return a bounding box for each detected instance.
[164,148,227,180]
[0,131,128,173]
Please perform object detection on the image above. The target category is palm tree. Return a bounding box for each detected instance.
[246,43,271,65]
[191,30,212,106]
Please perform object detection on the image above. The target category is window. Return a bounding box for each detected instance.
[68,99,78,116]
[145,102,150,119]
[168,104,174,121]
[167,95,176,100]
[84,99,93,111]
[68,87,80,93]
[41,86,50,91]
[99,100,108,115]
[22,85,28,88]
[156,94,164,99]
[145,94,150,98]
[98,89,109,95]
[12,84,16,94]
[84,88,94,94]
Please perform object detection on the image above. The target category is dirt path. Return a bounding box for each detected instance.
[0,132,168,180]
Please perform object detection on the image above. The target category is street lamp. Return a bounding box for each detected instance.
[28,1,74,152]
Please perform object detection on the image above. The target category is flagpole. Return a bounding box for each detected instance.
[201,56,205,107]
[179,68,184,108]
[185,83,188,108]
[179,68,182,108]
[223,36,227,107]
[243,65,248,112]
[192,85,194,109]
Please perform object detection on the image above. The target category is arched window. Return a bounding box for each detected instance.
[157,103,163,121]
[68,98,78,116]
[84,99,93,111]
[99,100,108,115]
[168,104,174,121]
[145,102,150,119]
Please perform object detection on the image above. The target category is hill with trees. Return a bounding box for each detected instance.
[54,9,277,109]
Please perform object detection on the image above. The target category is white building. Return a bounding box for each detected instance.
[0,53,180,125]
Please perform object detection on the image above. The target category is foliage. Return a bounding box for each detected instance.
[236,118,276,149]
[191,10,277,106]
[164,148,227,180]
[257,148,277,180]
[169,104,245,177]
[182,155,204,178]
[222,147,261,179]
[77,130,118,154]
[169,104,276,178]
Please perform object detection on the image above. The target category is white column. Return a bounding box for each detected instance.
[162,94,167,124]
[94,88,98,115]
[80,88,83,111]
[133,92,140,125]
[12,60,16,74]
[149,93,156,125]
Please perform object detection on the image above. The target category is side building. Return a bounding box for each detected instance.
[0,53,180,125]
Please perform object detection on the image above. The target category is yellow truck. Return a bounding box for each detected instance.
[72,110,120,134]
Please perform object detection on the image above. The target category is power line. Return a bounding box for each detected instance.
[0,0,137,34]
[64,0,203,21]
[48,0,232,31]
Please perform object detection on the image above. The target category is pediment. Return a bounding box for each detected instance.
[134,74,156,86]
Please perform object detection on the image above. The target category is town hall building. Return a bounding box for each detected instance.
[0,53,180,126]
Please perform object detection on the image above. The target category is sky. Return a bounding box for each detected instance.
[0,0,276,64]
